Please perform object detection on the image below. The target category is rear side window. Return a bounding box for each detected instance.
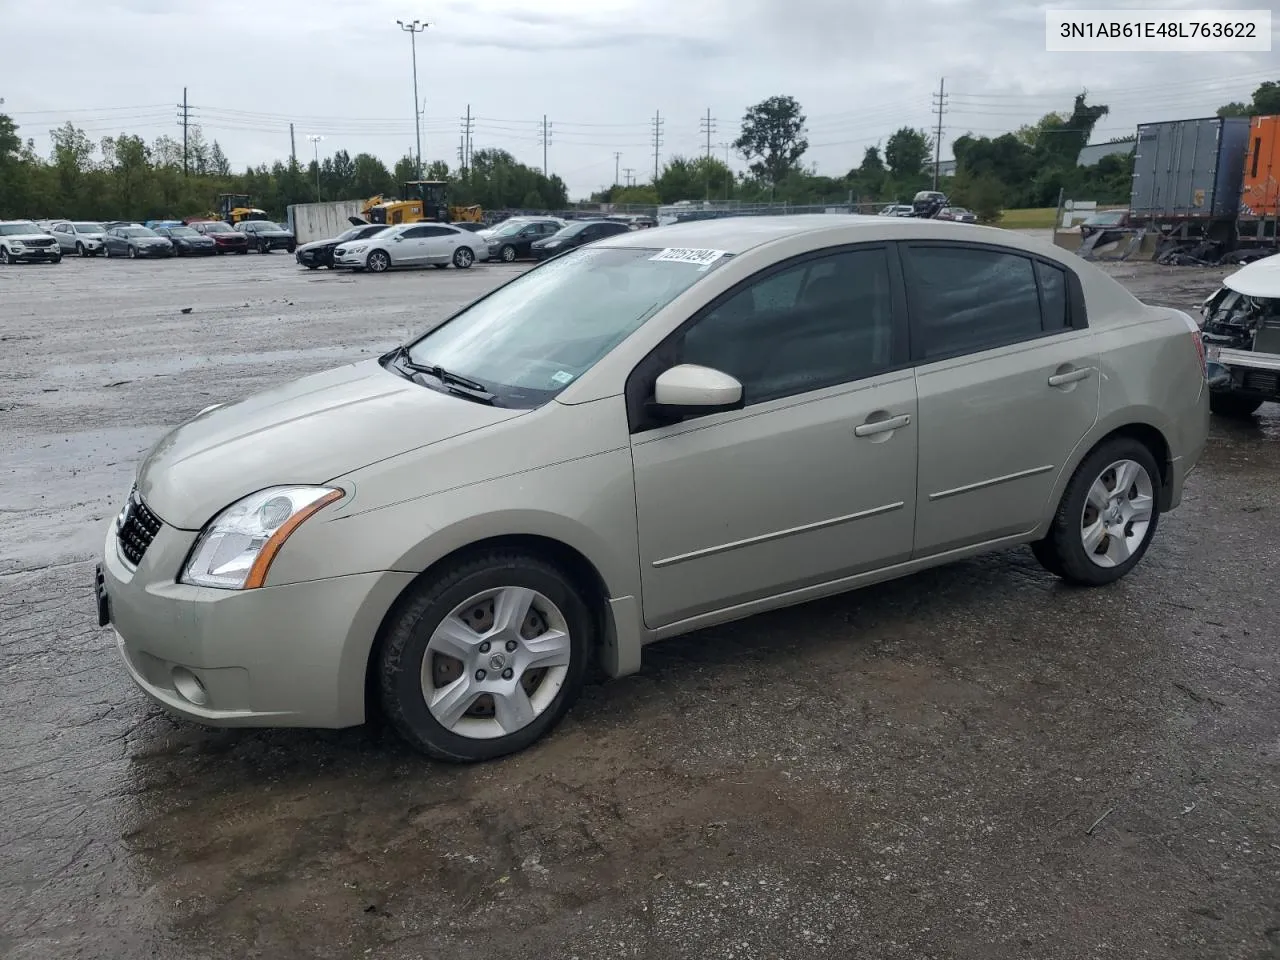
[902,245,1044,360]
[1036,260,1069,330]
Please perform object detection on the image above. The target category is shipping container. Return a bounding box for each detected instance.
[1241,115,1280,218]
[286,199,367,244]
[1129,116,1251,219]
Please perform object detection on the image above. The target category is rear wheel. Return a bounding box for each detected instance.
[1031,437,1161,586]
[366,249,391,273]
[378,550,592,761]
[1209,393,1263,418]
[453,246,475,269]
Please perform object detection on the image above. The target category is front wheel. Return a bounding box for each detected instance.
[306,263,319,270]
[1031,437,1161,586]
[453,246,475,269]
[50,255,61,264]
[378,550,592,761]
[259,241,270,254]
[499,244,516,263]
[1209,393,1263,418]
[237,247,248,255]
[127,246,137,259]
[366,249,391,273]
[76,242,87,257]
[0,247,9,264]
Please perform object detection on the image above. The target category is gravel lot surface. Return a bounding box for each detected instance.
[1,252,1277,960]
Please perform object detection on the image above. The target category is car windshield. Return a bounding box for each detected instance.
[337,226,378,242]
[74,222,104,232]
[166,226,198,237]
[0,223,39,236]
[403,246,730,407]
[200,222,232,233]
[493,222,530,237]
[256,222,284,231]
[122,227,157,237]
[1087,210,1126,225]
[556,222,594,237]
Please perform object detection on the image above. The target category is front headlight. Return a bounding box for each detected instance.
[544,240,561,248]
[347,244,368,254]
[182,485,343,590]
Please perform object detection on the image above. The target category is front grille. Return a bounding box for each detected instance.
[1240,369,1280,396]
[28,237,56,247]
[116,489,163,566]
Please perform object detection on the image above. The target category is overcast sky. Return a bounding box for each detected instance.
[1,0,1275,198]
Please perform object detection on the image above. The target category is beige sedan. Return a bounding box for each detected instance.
[97,215,1209,761]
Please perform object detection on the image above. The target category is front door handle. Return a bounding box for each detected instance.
[854,414,911,437]
[1048,367,1094,387]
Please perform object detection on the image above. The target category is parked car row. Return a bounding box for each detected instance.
[0,217,298,264]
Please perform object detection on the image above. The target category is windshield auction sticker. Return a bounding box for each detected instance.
[649,248,727,266]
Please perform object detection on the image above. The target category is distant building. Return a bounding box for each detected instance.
[1076,138,1136,166]
[931,159,957,178]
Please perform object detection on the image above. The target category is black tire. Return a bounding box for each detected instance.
[453,246,475,269]
[366,249,391,273]
[1209,393,1263,418]
[500,244,516,263]
[104,245,112,258]
[1032,436,1162,586]
[76,242,86,257]
[0,247,10,265]
[287,242,297,254]
[237,247,248,255]
[216,247,225,255]
[127,246,137,259]
[378,550,593,762]
[259,240,270,254]
[433,263,448,269]
[50,255,61,264]
[306,263,319,270]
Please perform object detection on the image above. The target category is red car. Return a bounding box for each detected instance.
[187,220,250,254]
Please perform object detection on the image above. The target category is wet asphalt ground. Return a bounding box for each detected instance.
[1,250,1277,960]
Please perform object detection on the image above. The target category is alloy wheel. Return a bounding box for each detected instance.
[501,245,516,262]
[454,247,474,268]
[420,586,572,740]
[1080,458,1155,568]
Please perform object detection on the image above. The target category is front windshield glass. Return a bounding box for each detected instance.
[493,222,528,237]
[200,222,231,233]
[403,246,730,407]
[123,227,157,237]
[0,223,38,236]
[557,222,591,237]
[166,226,198,237]
[74,222,104,232]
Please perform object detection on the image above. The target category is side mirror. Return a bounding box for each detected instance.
[649,364,743,418]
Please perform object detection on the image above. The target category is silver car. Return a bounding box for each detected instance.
[97,216,1209,761]
[332,222,489,272]
[50,220,107,256]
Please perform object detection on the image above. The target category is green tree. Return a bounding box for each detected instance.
[424,160,450,181]
[209,141,231,177]
[1218,80,1280,117]
[351,152,393,198]
[734,95,809,186]
[884,127,932,178]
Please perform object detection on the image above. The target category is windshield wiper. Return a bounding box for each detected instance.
[387,345,497,403]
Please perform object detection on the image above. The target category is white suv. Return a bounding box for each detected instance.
[50,220,107,257]
[0,221,63,264]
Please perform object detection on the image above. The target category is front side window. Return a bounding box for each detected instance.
[901,245,1043,360]
[402,246,729,407]
[400,226,428,239]
[677,247,898,406]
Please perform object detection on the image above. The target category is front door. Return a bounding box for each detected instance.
[629,244,918,628]
[394,225,433,264]
[900,242,1101,557]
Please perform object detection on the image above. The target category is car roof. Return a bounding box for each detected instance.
[596,213,1054,256]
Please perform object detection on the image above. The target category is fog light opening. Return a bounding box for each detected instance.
[171,667,209,706]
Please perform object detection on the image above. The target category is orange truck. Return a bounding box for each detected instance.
[1241,114,1280,218]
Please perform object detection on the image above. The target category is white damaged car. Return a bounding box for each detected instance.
[1199,253,1280,417]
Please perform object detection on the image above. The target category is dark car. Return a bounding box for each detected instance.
[452,221,487,233]
[530,219,632,260]
[1080,208,1132,238]
[487,218,564,263]
[237,219,296,254]
[189,220,250,254]
[103,225,174,259]
[152,224,217,256]
[295,223,390,269]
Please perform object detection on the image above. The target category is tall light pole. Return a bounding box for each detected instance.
[397,19,428,180]
[307,135,324,202]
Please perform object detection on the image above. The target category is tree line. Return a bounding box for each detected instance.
[1,80,1274,223]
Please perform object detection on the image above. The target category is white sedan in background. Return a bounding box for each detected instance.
[333,222,489,273]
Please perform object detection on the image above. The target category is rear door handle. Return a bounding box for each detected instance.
[1048,367,1094,387]
[854,414,911,437]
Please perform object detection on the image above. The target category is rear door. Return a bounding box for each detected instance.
[418,225,460,263]
[901,241,1099,557]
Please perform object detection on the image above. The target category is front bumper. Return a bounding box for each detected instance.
[333,252,367,268]
[296,248,329,266]
[7,246,61,261]
[213,240,249,252]
[532,246,564,260]
[1206,347,1280,401]
[100,520,413,728]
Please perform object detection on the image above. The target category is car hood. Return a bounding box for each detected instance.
[297,239,336,252]
[4,232,58,242]
[254,230,293,238]
[135,358,527,529]
[1223,253,1280,298]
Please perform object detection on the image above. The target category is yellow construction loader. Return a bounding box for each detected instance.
[354,182,482,226]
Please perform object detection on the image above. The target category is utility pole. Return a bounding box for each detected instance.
[289,122,297,167]
[699,108,716,159]
[651,110,664,183]
[397,19,428,180]
[931,76,948,190]
[307,135,324,203]
[177,87,189,177]
[623,167,635,187]
[460,104,473,177]
[539,115,552,177]
[614,151,621,187]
